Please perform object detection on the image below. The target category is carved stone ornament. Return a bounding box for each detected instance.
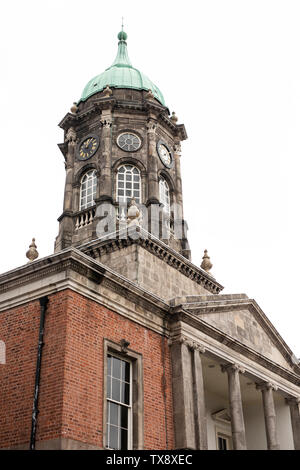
[174,143,181,155]
[171,111,178,123]
[103,85,113,98]
[201,249,213,273]
[120,339,130,354]
[127,198,142,227]
[26,238,39,262]
[147,121,157,134]
[66,127,77,143]
[101,119,112,129]
[70,102,78,114]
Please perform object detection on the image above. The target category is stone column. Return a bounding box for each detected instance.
[171,339,196,449]
[256,382,280,450]
[286,397,300,450]
[99,111,113,203]
[222,364,247,450]
[192,344,208,450]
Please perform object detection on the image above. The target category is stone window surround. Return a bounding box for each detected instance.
[103,339,144,450]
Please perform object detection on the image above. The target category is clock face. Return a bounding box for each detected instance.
[77,135,99,161]
[157,141,173,168]
[117,132,141,152]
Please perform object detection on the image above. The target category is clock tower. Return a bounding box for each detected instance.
[55,30,191,260]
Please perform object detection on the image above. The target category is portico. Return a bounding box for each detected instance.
[169,294,300,450]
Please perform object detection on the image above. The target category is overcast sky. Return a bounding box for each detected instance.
[0,0,299,356]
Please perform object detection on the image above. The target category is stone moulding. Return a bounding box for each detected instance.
[78,228,224,295]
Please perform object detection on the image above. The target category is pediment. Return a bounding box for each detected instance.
[179,295,299,374]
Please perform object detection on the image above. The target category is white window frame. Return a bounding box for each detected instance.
[116,164,141,204]
[106,352,133,450]
[215,428,232,450]
[79,169,97,211]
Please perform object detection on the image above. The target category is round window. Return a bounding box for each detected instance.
[117,133,141,152]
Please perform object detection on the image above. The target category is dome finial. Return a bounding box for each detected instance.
[118,18,127,42]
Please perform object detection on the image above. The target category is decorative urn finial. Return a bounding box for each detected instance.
[171,111,178,123]
[201,249,213,274]
[70,102,78,114]
[103,85,113,97]
[26,238,39,263]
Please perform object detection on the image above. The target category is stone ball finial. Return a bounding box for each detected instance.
[171,111,178,123]
[70,102,78,114]
[103,85,113,97]
[201,249,213,273]
[26,238,39,263]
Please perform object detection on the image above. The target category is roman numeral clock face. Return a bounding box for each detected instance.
[77,135,99,161]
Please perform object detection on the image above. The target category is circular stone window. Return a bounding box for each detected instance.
[117,132,141,152]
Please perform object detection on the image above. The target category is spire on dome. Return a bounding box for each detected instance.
[110,28,132,68]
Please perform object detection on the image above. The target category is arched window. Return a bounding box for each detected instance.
[80,170,97,211]
[117,165,141,203]
[159,177,170,214]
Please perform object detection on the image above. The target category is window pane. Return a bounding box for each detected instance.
[111,378,121,402]
[109,402,119,426]
[124,362,130,382]
[120,428,128,450]
[120,405,128,428]
[107,356,112,376]
[107,377,111,398]
[112,357,121,379]
[121,382,130,405]
[108,424,119,449]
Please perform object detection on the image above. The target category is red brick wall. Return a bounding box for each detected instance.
[0,289,174,449]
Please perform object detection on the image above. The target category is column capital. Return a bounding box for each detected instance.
[175,337,206,353]
[285,396,300,406]
[100,119,112,128]
[221,363,245,375]
[256,381,278,392]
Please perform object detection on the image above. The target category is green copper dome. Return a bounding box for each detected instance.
[79,31,165,106]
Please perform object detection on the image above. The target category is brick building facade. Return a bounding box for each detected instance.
[0,30,300,450]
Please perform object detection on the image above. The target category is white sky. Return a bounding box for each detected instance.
[0,0,299,356]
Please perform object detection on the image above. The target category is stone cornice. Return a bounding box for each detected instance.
[0,247,169,320]
[58,99,186,141]
[169,308,300,386]
[78,228,224,295]
[172,296,298,372]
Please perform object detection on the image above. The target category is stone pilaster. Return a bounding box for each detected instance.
[286,397,300,450]
[170,339,196,449]
[98,112,113,203]
[222,363,247,450]
[191,343,208,450]
[256,382,280,450]
[63,127,76,212]
[146,120,159,205]
[174,142,183,210]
